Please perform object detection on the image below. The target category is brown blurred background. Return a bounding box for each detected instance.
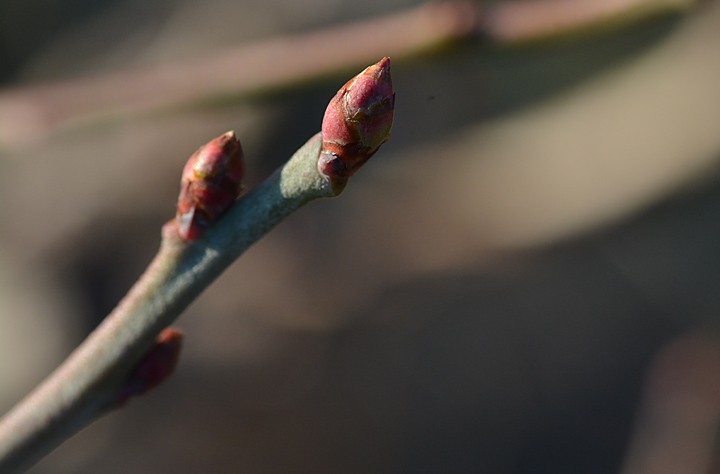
[2,0,720,472]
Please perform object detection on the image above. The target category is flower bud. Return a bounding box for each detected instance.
[319,57,395,181]
[176,131,244,240]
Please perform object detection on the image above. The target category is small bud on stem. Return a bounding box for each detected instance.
[176,131,245,241]
[319,57,395,189]
[113,327,184,407]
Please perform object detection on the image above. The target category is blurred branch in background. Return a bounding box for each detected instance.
[0,0,698,149]
[622,333,720,474]
[482,0,696,43]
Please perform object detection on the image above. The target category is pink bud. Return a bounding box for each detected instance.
[319,57,395,182]
[114,327,183,407]
[176,131,244,240]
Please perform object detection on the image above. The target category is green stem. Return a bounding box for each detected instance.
[0,133,329,473]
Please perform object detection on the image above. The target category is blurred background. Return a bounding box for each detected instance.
[2,0,720,472]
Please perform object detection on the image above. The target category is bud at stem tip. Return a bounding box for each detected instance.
[319,57,395,184]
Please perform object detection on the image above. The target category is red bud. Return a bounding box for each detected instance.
[319,57,395,182]
[114,327,183,407]
[176,131,244,240]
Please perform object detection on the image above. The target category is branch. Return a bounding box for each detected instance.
[0,58,394,473]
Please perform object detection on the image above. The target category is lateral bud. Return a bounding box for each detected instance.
[176,131,245,240]
[113,327,184,407]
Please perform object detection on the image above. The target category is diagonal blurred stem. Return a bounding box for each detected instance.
[0,133,330,473]
[0,1,476,147]
[482,0,697,44]
[0,0,697,148]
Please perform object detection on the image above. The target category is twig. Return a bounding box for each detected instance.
[0,133,326,472]
[0,58,394,472]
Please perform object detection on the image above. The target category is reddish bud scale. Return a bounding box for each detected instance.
[176,131,244,240]
[114,327,184,407]
[319,57,395,181]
